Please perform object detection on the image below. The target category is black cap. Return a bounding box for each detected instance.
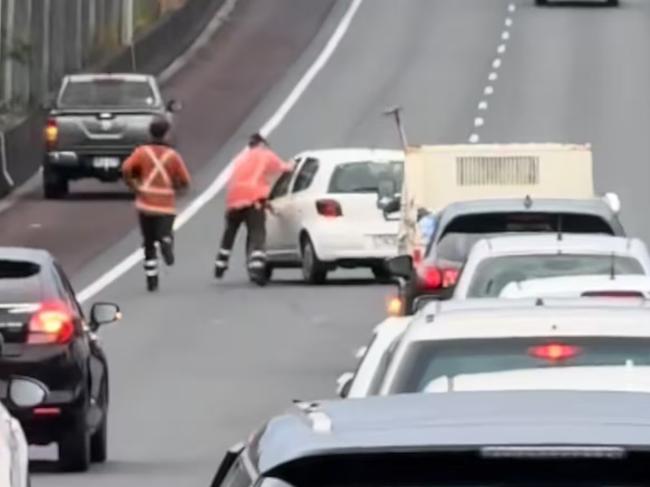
[150,116,170,141]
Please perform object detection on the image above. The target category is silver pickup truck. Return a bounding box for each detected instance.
[43,73,181,199]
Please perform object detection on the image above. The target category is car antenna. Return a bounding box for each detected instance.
[383,106,409,152]
[535,297,544,307]
[524,195,533,209]
[557,214,563,241]
[610,252,617,280]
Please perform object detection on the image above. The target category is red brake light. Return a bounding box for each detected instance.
[442,268,459,287]
[421,266,442,289]
[28,301,75,345]
[316,199,342,217]
[528,343,581,362]
[45,118,58,149]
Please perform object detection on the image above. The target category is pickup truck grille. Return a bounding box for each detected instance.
[456,156,539,186]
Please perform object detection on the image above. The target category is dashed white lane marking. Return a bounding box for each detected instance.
[468,2,518,143]
[77,0,365,303]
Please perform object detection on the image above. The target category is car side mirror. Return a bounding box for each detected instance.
[211,442,245,487]
[90,302,121,331]
[166,99,183,113]
[386,255,413,279]
[336,372,354,398]
[8,377,49,409]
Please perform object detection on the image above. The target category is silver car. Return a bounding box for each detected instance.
[42,73,181,199]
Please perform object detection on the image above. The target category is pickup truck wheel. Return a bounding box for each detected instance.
[43,169,69,199]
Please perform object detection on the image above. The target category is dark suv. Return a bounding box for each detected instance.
[0,247,120,472]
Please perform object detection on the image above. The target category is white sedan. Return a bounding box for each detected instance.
[500,274,650,299]
[1,377,49,487]
[378,298,650,395]
[265,149,403,283]
[453,234,650,299]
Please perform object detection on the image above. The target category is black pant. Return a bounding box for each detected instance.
[216,205,266,269]
[139,213,174,275]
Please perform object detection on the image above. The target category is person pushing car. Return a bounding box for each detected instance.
[214,133,292,285]
[122,117,191,292]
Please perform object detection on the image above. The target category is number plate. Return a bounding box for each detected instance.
[92,157,120,169]
[373,234,397,248]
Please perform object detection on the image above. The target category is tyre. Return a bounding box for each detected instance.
[90,383,108,463]
[43,167,69,199]
[535,0,548,5]
[607,0,619,5]
[301,235,327,284]
[58,416,90,472]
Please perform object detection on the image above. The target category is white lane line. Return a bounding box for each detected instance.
[478,101,488,111]
[469,134,480,144]
[474,117,485,128]
[492,58,502,69]
[497,44,507,54]
[501,31,510,41]
[484,86,495,96]
[77,0,365,303]
[508,3,517,13]
[488,72,498,81]
[505,18,513,27]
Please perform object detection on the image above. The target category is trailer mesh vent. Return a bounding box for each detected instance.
[457,156,539,186]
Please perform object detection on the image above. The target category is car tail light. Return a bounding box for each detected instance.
[45,118,58,150]
[418,266,458,290]
[528,343,581,362]
[386,296,403,316]
[582,291,644,298]
[316,199,342,217]
[33,407,61,416]
[28,301,75,345]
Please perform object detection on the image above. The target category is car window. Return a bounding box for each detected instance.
[427,212,616,259]
[58,78,158,109]
[467,254,644,298]
[269,171,294,200]
[387,337,650,394]
[292,158,319,193]
[221,458,253,487]
[328,160,403,194]
[0,259,42,303]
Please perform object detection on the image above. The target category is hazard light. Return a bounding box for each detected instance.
[528,343,581,362]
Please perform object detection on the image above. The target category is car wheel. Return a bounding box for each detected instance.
[535,0,548,5]
[607,0,619,5]
[371,265,392,283]
[301,235,327,284]
[90,383,108,463]
[43,167,69,199]
[58,416,91,472]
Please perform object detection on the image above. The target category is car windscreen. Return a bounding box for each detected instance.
[387,337,650,394]
[328,161,403,194]
[58,79,158,109]
[467,254,644,298]
[268,450,650,487]
[0,259,42,303]
[429,212,615,262]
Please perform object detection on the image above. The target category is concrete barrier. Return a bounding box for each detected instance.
[0,0,226,198]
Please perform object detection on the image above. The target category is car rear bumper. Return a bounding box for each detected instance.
[309,222,398,264]
[12,393,86,445]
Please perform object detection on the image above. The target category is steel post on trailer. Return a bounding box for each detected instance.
[383,106,409,152]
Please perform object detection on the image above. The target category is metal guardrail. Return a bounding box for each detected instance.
[0,0,187,119]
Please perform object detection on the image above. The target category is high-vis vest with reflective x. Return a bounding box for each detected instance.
[122,145,190,215]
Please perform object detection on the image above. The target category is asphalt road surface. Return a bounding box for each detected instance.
[24,0,650,485]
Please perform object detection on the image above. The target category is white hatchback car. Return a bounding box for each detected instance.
[453,235,650,299]
[265,149,403,283]
[378,298,650,396]
[1,377,49,487]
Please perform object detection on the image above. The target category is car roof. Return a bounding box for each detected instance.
[293,148,404,165]
[408,298,650,342]
[65,73,154,83]
[472,234,643,256]
[500,274,650,297]
[254,391,650,474]
[0,247,53,265]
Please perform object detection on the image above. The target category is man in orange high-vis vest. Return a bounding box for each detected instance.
[123,117,191,292]
[215,133,292,285]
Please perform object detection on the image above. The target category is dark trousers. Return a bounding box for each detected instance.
[216,205,266,269]
[139,213,175,276]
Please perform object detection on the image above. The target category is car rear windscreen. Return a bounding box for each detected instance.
[59,79,157,109]
[328,161,403,194]
[388,337,650,394]
[0,259,42,303]
[431,212,615,263]
[270,450,650,487]
[467,254,644,298]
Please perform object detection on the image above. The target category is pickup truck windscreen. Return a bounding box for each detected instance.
[58,79,158,109]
